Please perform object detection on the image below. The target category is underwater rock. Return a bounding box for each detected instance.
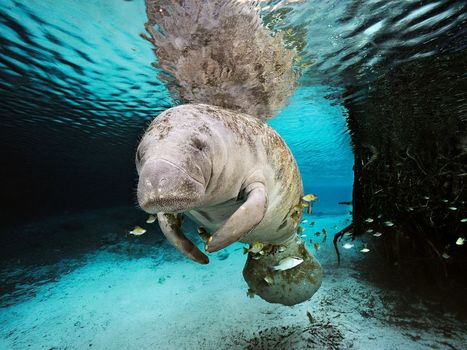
[243,236,323,306]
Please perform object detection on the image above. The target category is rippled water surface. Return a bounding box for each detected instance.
[1,1,464,197]
[263,0,465,87]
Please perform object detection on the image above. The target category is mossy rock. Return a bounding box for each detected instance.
[243,236,323,306]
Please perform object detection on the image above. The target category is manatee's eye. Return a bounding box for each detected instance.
[192,137,207,151]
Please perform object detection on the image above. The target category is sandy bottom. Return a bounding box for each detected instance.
[0,207,465,349]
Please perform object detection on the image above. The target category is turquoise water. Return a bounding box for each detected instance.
[270,87,353,214]
[0,0,465,349]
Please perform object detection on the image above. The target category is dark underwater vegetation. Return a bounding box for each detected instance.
[0,0,466,349]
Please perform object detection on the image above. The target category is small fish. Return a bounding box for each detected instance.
[423,196,430,200]
[264,275,274,285]
[297,226,305,234]
[197,227,211,242]
[448,207,457,211]
[441,199,448,203]
[461,218,467,223]
[366,229,374,233]
[300,234,307,238]
[407,207,414,212]
[377,214,383,218]
[273,257,304,271]
[456,237,465,246]
[291,211,301,226]
[246,288,255,298]
[302,194,318,202]
[293,203,306,211]
[359,242,369,253]
[146,215,157,224]
[442,252,450,259]
[244,242,265,254]
[291,210,300,220]
[310,221,316,226]
[365,218,374,223]
[314,243,320,251]
[373,232,382,237]
[217,251,229,261]
[301,219,308,223]
[384,221,394,227]
[343,243,354,249]
[129,226,146,236]
[322,228,327,235]
[315,231,321,237]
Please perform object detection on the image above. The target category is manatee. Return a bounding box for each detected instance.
[136,103,323,305]
[138,0,323,305]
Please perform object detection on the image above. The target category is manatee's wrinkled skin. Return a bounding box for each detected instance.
[136,103,323,305]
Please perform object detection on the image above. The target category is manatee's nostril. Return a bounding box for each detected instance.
[145,178,153,189]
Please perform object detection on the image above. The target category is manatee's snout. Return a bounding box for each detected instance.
[137,159,204,213]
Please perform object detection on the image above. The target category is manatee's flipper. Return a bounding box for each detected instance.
[205,183,268,252]
[157,213,209,264]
